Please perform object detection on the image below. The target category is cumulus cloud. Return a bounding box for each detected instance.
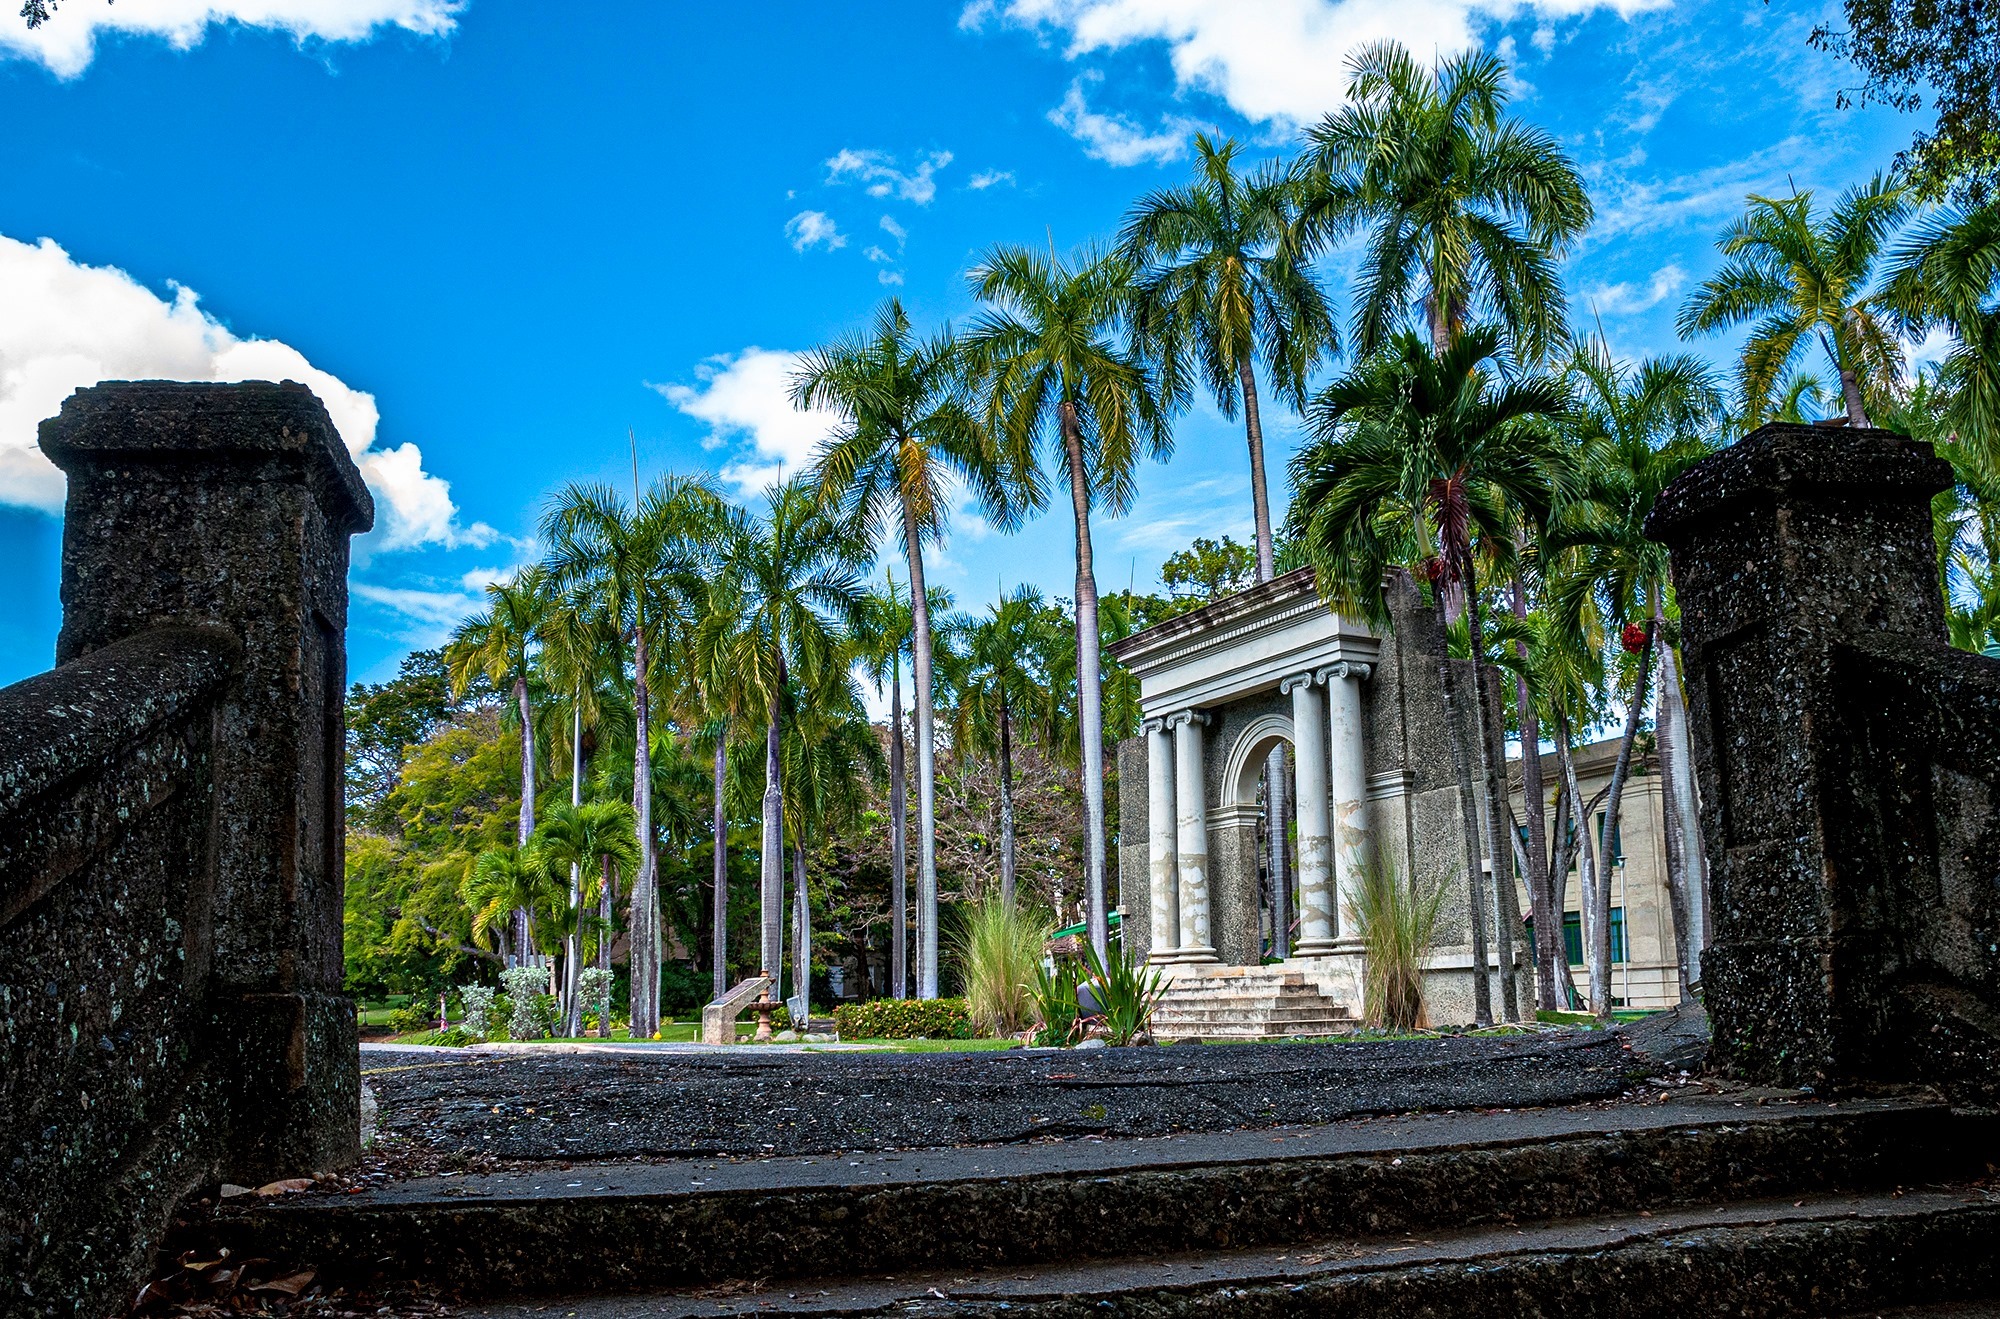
[974,0,1666,131]
[651,348,841,494]
[1582,264,1686,316]
[968,169,1016,190]
[4,0,460,78]
[1049,75,1193,166]
[784,210,847,252]
[825,148,954,205]
[0,233,490,552]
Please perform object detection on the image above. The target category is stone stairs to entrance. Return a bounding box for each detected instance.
[1149,965,1355,1041]
[184,1093,2000,1316]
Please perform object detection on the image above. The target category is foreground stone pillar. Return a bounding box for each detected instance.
[1170,709,1217,962]
[41,380,374,1179]
[1283,673,1337,953]
[1144,718,1180,961]
[1319,661,1373,944]
[1646,422,1952,1088]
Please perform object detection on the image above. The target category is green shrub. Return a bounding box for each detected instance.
[388,1003,435,1035]
[953,899,1049,1036]
[659,961,710,1018]
[1080,939,1166,1046]
[457,984,499,1040]
[408,1026,474,1047]
[1030,958,1083,1047]
[1347,855,1446,1031]
[833,997,973,1040]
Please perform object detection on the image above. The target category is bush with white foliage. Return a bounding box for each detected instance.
[458,984,497,1041]
[500,966,553,1040]
[578,968,615,1034]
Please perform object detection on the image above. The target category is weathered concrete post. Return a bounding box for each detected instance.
[40,379,374,1178]
[1646,422,1953,1088]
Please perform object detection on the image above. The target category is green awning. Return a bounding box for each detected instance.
[1049,911,1123,940]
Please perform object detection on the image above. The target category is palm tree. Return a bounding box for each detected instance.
[541,474,726,1037]
[446,566,555,960]
[1121,133,1337,577]
[533,798,640,1035]
[712,478,870,989]
[1289,326,1570,1024]
[1546,349,1721,1014]
[780,673,884,1027]
[963,243,1171,961]
[797,299,1016,1000]
[1884,200,2000,449]
[949,585,1056,908]
[1289,40,1592,361]
[1678,174,1910,427]
[692,556,764,1001]
[851,576,913,997]
[463,844,564,960]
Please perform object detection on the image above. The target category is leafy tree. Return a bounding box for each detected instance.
[346,648,489,833]
[1121,134,1336,577]
[1160,534,1259,604]
[798,299,1017,1000]
[1677,175,1910,427]
[963,242,1171,962]
[1289,40,1592,360]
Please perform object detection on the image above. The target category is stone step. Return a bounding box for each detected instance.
[459,1189,2000,1318]
[181,1099,1979,1303]
[1152,995,1352,1013]
[1149,1008,1353,1028]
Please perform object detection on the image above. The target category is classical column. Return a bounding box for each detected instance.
[1283,673,1337,954]
[1170,709,1217,962]
[1317,661,1373,944]
[1143,718,1180,961]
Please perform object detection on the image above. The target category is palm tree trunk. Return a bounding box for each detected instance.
[1433,590,1494,1026]
[630,629,660,1039]
[900,502,943,999]
[1593,623,1655,1019]
[760,704,784,980]
[1554,712,1607,1016]
[998,688,1016,909]
[564,698,583,1037]
[1654,606,1707,988]
[711,726,729,1000]
[1058,401,1112,962]
[597,853,614,1036]
[792,843,811,1030]
[1240,359,1292,959]
[889,651,909,999]
[515,676,536,960]
[1458,545,1520,1023]
[1239,359,1277,581]
[1509,570,1560,1012]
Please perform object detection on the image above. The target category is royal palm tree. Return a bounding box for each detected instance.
[780,673,884,1027]
[949,585,1056,908]
[797,299,1016,999]
[712,479,870,988]
[1289,40,1592,360]
[1546,349,1721,1014]
[533,798,640,1035]
[1289,326,1570,1024]
[692,551,765,1001]
[852,576,914,997]
[541,474,726,1037]
[1678,174,1910,427]
[446,566,555,959]
[963,243,1172,961]
[1121,133,1337,577]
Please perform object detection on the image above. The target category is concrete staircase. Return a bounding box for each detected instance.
[1149,965,1355,1041]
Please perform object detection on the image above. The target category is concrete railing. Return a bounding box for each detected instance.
[703,975,775,1045]
[1650,421,2000,1101]
[0,381,373,1316]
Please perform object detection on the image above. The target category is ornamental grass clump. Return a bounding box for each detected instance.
[953,897,1050,1036]
[1346,856,1445,1030]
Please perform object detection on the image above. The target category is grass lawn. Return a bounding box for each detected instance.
[816,1037,1020,1053]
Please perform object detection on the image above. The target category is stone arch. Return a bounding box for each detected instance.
[1221,712,1293,809]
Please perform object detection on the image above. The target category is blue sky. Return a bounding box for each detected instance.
[0,0,1920,687]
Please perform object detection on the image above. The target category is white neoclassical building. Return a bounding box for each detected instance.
[1112,568,1529,1030]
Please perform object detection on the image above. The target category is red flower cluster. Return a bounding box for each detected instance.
[1621,622,1649,654]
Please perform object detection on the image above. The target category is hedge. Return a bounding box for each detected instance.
[833,997,974,1040]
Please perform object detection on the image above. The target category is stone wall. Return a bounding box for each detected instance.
[1649,422,2000,1100]
[0,381,372,1316]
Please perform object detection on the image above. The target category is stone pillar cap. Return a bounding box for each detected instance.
[39,380,375,536]
[1646,422,1952,544]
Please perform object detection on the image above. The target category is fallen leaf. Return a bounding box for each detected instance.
[218,1185,254,1199]
[254,1178,316,1197]
[250,1270,317,1296]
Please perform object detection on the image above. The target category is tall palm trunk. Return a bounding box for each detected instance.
[1593,622,1655,1019]
[1510,571,1560,1012]
[597,853,614,1036]
[888,652,909,998]
[1824,329,1872,426]
[1555,712,1609,1017]
[1433,590,1494,1026]
[760,678,785,980]
[711,727,729,999]
[1239,359,1277,581]
[1457,543,1520,1022]
[900,500,943,999]
[792,843,811,1030]
[563,698,584,1036]
[1059,401,1111,961]
[514,675,536,959]
[1239,357,1292,961]
[1654,604,1707,988]
[998,687,1016,909]
[630,629,660,1038]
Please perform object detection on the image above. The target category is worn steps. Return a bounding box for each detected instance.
[186,1096,1990,1306]
[1150,969,1353,1041]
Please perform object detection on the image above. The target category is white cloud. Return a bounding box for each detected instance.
[825,148,954,205]
[968,169,1017,190]
[1049,75,1194,166]
[651,348,841,494]
[879,215,909,247]
[877,269,907,286]
[352,580,483,646]
[1581,264,1686,316]
[784,210,847,252]
[975,0,1667,130]
[4,0,460,78]
[0,233,489,552]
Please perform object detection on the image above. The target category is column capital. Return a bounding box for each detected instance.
[1278,672,1319,696]
[1165,708,1211,729]
[1141,716,1170,736]
[1315,660,1374,685]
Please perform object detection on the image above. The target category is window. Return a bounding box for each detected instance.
[1594,812,1624,865]
[1560,908,1625,966]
